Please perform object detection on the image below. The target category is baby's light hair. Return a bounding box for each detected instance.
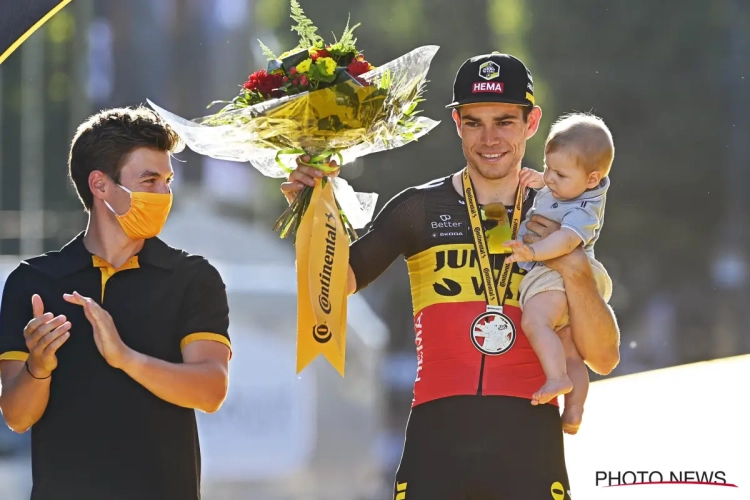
[545,112,614,176]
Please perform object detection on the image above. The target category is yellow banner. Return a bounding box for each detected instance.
[295,179,349,376]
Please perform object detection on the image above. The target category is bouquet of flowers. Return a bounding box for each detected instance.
[148,0,440,376]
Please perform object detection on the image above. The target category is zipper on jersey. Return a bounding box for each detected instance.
[476,249,500,396]
[476,354,486,395]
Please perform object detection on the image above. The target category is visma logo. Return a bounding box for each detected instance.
[433,278,461,296]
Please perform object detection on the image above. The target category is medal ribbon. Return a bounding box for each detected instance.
[461,168,523,311]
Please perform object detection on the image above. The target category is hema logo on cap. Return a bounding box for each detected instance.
[472,81,504,94]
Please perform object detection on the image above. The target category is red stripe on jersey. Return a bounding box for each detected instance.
[412,300,553,408]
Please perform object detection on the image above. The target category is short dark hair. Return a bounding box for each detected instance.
[68,106,183,210]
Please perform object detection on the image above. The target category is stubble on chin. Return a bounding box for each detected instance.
[470,159,519,181]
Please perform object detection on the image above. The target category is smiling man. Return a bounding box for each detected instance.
[0,107,231,500]
[282,53,621,499]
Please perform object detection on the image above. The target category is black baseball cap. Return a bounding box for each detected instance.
[446,52,535,109]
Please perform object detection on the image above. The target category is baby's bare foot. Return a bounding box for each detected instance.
[531,377,573,405]
[562,404,584,435]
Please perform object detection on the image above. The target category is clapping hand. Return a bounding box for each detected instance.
[23,295,71,378]
[63,292,131,369]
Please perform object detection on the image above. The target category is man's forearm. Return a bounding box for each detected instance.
[120,352,228,413]
[556,251,620,375]
[0,362,51,433]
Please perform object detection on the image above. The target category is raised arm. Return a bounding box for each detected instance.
[0,278,71,433]
[281,158,416,296]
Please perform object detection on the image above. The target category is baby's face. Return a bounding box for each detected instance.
[543,149,601,200]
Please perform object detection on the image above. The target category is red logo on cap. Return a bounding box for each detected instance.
[472,82,504,94]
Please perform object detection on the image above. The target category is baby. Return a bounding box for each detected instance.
[504,112,614,435]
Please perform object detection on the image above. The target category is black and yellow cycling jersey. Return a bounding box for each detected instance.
[349,174,571,499]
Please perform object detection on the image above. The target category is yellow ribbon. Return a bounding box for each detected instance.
[295,177,349,376]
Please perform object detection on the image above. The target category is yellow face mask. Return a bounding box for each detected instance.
[105,185,173,240]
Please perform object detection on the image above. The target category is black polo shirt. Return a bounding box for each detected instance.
[0,232,231,500]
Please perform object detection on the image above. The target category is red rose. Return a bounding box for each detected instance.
[243,69,283,97]
[242,70,263,91]
[259,72,284,96]
[347,60,371,77]
[300,75,309,86]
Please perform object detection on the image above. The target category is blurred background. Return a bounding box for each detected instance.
[0,0,748,499]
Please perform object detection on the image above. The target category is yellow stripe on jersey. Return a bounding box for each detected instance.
[406,243,525,315]
[180,332,232,352]
[0,351,29,363]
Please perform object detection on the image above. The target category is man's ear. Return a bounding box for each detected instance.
[452,109,462,139]
[88,170,108,201]
[525,106,543,140]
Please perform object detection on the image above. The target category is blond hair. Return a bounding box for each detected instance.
[545,112,614,176]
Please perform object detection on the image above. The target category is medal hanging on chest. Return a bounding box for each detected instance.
[462,168,523,356]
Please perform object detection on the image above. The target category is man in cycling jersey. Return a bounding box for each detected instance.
[281,52,620,500]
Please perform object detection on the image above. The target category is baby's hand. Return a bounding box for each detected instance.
[520,167,545,190]
[503,240,536,263]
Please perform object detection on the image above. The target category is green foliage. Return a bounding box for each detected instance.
[257,39,277,61]
[328,15,360,57]
[289,0,324,49]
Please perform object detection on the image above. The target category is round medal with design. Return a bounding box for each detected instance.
[470,310,516,355]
